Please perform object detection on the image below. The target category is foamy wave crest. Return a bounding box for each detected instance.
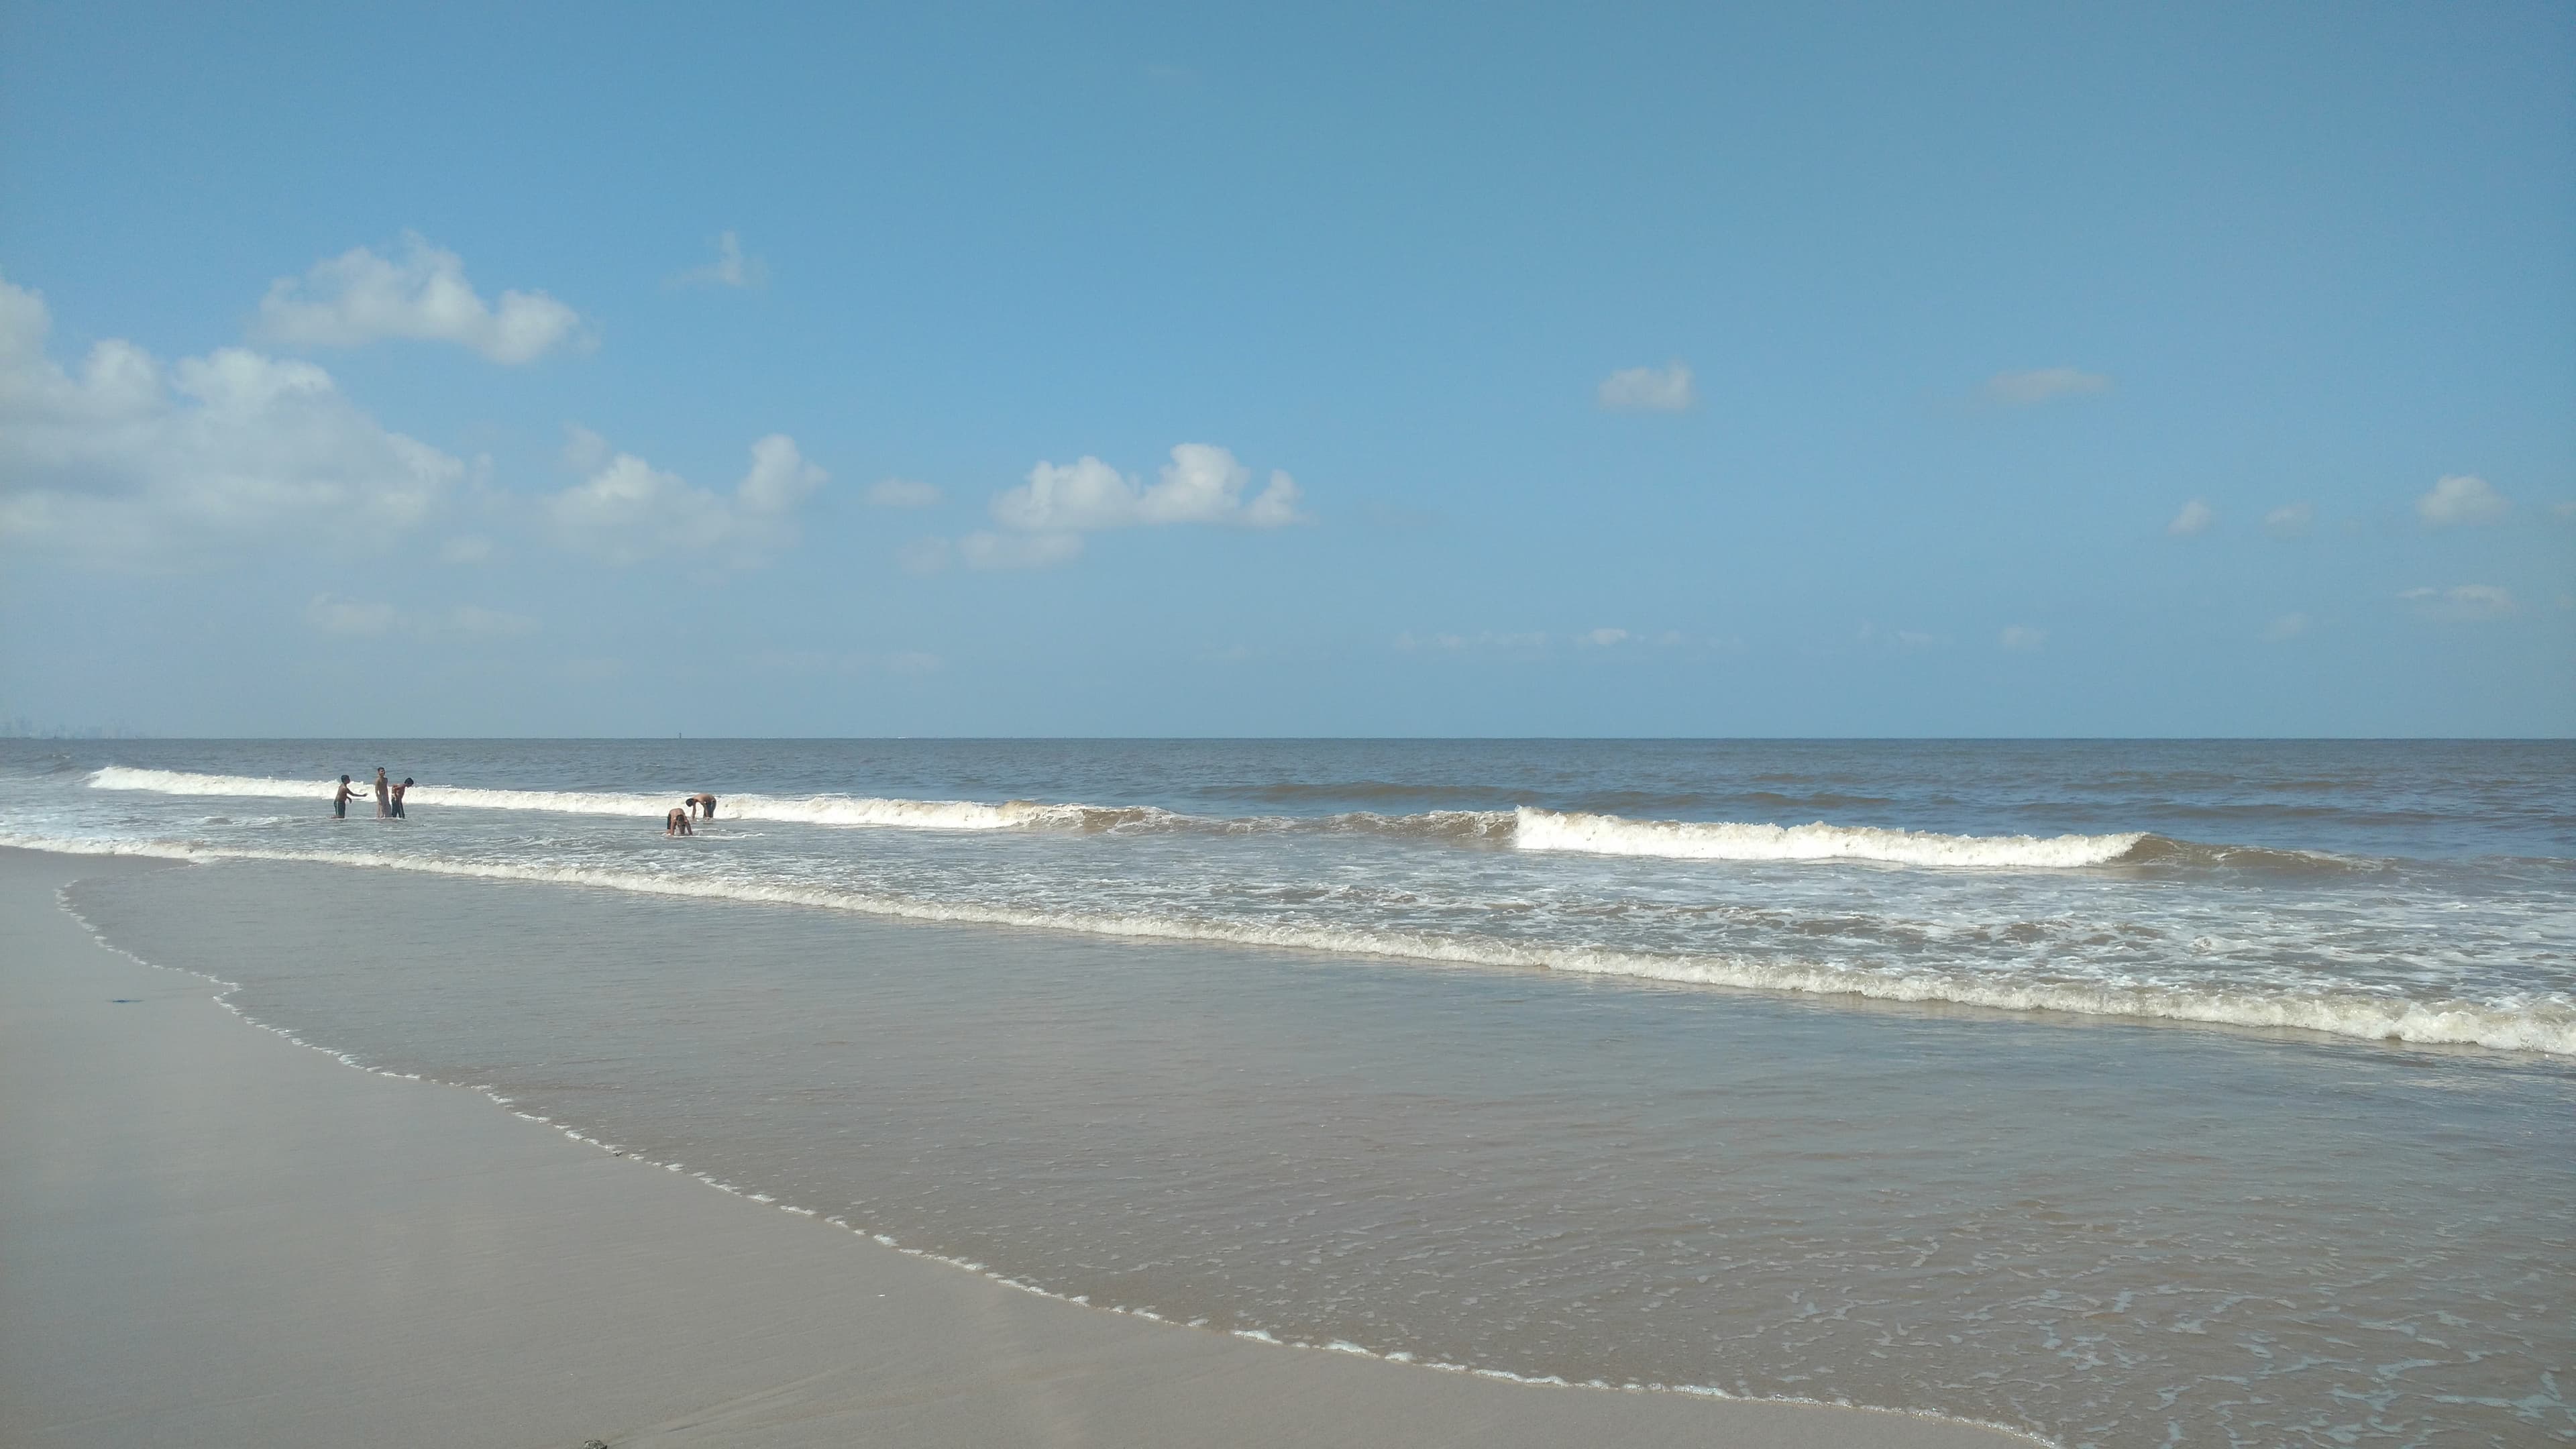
[1514,807,2144,869]
[9,830,2569,1057]
[86,767,1154,833]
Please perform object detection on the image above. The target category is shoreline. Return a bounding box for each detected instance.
[9,830,2563,1059]
[0,847,2033,1448]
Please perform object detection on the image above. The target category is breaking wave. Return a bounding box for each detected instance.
[11,830,2570,1056]
[1511,807,2147,869]
[90,767,2221,868]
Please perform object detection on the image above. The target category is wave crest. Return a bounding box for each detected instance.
[1513,807,2144,868]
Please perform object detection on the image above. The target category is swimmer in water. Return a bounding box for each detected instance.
[665,806,693,837]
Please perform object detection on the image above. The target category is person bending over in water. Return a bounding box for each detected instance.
[389,777,412,818]
[688,792,717,820]
[333,775,361,819]
[665,805,694,836]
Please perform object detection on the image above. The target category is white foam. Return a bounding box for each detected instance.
[9,830,2568,1056]
[87,767,1141,833]
[1513,807,2144,869]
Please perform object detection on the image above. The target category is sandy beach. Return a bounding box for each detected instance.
[0,847,2023,1449]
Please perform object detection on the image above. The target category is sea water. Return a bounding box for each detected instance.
[7,738,2572,1446]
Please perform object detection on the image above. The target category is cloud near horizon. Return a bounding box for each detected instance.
[1982,367,2110,407]
[1596,360,1695,412]
[548,428,826,566]
[306,594,538,638]
[0,273,463,561]
[256,234,588,364]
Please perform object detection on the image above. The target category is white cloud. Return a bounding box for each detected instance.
[0,274,462,561]
[2263,612,2310,641]
[2263,502,2314,537]
[306,594,537,637]
[989,444,1304,533]
[867,477,942,508]
[2166,499,2214,537]
[1596,360,1694,413]
[2399,584,2515,622]
[959,530,1084,570]
[1999,625,2047,652]
[561,423,613,473]
[1580,627,1631,647]
[256,234,586,364]
[672,231,765,289]
[439,534,494,564]
[2416,474,2507,527]
[549,431,826,565]
[1982,367,2110,407]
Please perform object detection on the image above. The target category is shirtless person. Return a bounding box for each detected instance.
[389,777,412,818]
[372,767,391,819]
[665,805,693,836]
[333,775,362,820]
[688,792,718,820]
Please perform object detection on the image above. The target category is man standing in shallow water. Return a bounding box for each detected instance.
[333,775,360,819]
[372,767,390,819]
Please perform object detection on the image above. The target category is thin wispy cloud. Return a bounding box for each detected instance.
[255,233,587,364]
[2166,499,2214,537]
[1597,360,1695,412]
[2400,584,2515,623]
[306,594,537,637]
[2263,502,2314,537]
[2263,612,2310,641]
[671,230,765,290]
[957,529,1084,570]
[867,478,942,508]
[1982,367,2110,407]
[1999,625,2048,652]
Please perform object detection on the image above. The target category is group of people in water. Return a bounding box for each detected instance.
[325,769,721,834]
[331,767,412,820]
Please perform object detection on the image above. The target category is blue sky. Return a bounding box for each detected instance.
[2,2,2569,737]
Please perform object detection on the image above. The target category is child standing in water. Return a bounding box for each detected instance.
[333,775,360,819]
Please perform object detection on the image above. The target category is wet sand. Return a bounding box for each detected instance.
[0,848,2026,1448]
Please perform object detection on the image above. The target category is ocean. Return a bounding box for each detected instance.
[7,738,2571,1446]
